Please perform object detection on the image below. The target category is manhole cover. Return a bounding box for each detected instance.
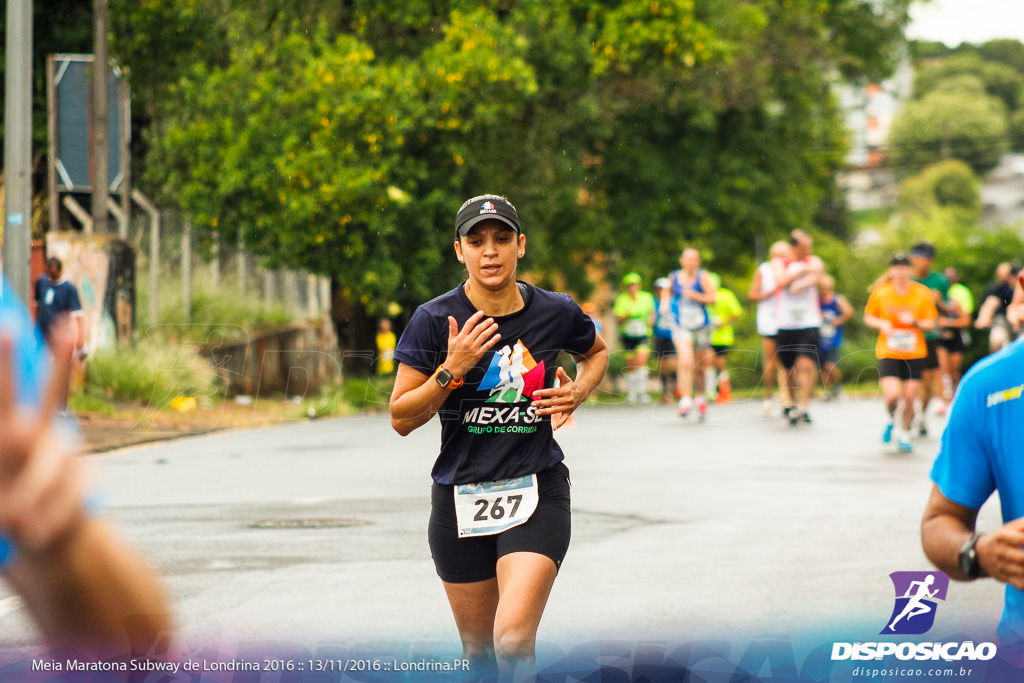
[249,518,367,529]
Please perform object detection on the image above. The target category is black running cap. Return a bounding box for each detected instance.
[890,252,911,266]
[910,241,936,259]
[455,195,520,237]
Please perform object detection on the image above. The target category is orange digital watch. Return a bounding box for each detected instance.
[435,365,464,390]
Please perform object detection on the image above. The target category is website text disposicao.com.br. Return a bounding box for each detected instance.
[851,665,977,678]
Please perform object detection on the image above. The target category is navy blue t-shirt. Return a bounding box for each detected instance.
[34,276,82,338]
[395,281,597,486]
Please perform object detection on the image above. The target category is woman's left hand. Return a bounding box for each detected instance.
[531,367,585,431]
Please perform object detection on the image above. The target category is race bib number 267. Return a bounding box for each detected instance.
[454,475,539,538]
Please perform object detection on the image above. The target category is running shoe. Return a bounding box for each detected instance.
[626,392,638,406]
[640,393,652,405]
[696,396,708,422]
[918,420,928,437]
[800,411,813,424]
[762,399,775,417]
[882,424,894,444]
[785,406,799,426]
[677,397,692,418]
[934,401,948,416]
[897,437,913,453]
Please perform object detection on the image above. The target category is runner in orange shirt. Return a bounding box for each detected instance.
[864,253,939,453]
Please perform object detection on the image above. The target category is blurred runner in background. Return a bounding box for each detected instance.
[939,267,974,406]
[772,230,824,426]
[665,249,716,421]
[975,262,1020,354]
[376,319,397,375]
[748,240,792,417]
[613,273,656,405]
[817,275,853,400]
[864,253,938,454]
[909,242,949,437]
[652,278,678,403]
[706,273,742,403]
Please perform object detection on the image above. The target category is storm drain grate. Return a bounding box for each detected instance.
[249,518,368,529]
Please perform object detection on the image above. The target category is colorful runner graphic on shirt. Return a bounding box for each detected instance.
[479,340,546,403]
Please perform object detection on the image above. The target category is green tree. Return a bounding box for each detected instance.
[913,52,1024,113]
[888,89,1008,176]
[979,38,1024,75]
[116,0,914,313]
[1011,109,1024,153]
[898,160,981,223]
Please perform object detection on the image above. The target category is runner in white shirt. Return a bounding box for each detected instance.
[748,240,792,416]
[772,230,825,425]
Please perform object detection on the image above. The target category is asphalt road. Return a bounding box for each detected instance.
[0,396,1008,652]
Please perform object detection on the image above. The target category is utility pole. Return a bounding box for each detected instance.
[92,0,110,235]
[3,0,33,301]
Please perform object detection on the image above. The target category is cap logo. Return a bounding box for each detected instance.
[480,201,497,215]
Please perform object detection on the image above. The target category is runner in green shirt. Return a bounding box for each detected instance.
[910,242,949,434]
[613,273,657,404]
[706,273,743,402]
[939,267,975,405]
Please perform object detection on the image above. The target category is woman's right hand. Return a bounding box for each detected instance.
[444,311,501,379]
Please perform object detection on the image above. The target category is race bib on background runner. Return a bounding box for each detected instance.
[624,319,647,337]
[454,475,539,538]
[820,322,836,340]
[680,307,705,330]
[886,329,917,353]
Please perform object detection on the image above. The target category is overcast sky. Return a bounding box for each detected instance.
[908,0,1024,46]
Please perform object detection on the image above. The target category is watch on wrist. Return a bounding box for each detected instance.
[435,365,464,390]
[958,532,983,579]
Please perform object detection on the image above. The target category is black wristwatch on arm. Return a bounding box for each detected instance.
[435,365,464,390]
[958,532,984,579]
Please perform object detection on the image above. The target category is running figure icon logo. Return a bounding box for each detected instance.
[478,340,546,403]
[881,571,950,635]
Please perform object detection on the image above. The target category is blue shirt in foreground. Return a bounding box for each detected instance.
[931,336,1024,636]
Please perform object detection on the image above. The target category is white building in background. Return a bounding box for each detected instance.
[835,60,914,210]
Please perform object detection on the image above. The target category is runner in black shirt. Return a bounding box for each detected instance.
[976,262,1019,353]
[390,194,609,680]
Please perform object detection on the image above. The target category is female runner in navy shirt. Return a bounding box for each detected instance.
[389,194,609,679]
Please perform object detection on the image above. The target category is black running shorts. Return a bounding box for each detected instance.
[775,328,821,370]
[939,331,966,354]
[428,462,571,584]
[620,335,648,352]
[879,357,925,381]
[923,338,940,370]
[654,336,676,358]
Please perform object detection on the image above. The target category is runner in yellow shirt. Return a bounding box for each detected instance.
[613,273,657,404]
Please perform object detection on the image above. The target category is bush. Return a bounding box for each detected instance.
[898,160,982,223]
[136,267,293,342]
[83,340,223,408]
[1011,109,1024,152]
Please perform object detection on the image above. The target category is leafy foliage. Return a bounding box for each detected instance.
[898,160,981,224]
[887,89,1008,177]
[105,0,914,314]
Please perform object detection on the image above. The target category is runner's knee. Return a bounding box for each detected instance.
[494,627,536,663]
[461,639,495,663]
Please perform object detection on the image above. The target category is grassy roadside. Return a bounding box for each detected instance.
[71,375,395,453]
